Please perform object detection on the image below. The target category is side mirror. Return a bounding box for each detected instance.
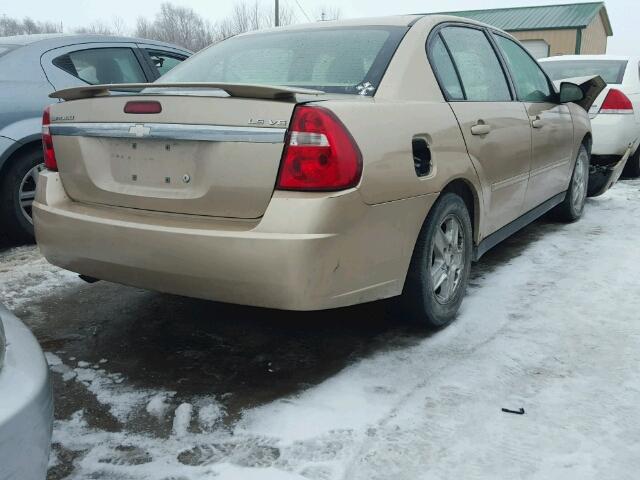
[560,82,585,104]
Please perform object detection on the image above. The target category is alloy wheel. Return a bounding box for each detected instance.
[571,149,589,213]
[430,214,465,304]
[19,163,44,225]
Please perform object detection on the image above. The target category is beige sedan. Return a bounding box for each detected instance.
[34,15,610,328]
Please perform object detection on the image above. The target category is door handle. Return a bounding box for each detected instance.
[471,122,491,135]
[530,115,543,128]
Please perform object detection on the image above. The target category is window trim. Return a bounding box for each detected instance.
[490,31,559,104]
[431,32,466,101]
[426,21,515,103]
[140,48,189,80]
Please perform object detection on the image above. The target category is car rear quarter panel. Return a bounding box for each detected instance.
[320,16,485,242]
[326,99,479,204]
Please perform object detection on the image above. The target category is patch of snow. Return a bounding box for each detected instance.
[62,370,77,382]
[197,399,226,431]
[172,403,193,437]
[145,392,175,419]
[46,355,171,423]
[44,352,62,366]
[0,245,80,309]
[71,364,167,422]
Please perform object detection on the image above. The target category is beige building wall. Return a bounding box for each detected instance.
[580,12,608,54]
[511,29,577,56]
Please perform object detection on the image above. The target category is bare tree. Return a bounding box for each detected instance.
[270,2,297,27]
[111,16,127,36]
[212,1,297,43]
[316,5,342,21]
[1,1,312,51]
[133,3,214,52]
[134,17,153,40]
[74,20,113,35]
[0,16,61,36]
[74,17,127,36]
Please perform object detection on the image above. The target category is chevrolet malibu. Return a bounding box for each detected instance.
[34,16,609,328]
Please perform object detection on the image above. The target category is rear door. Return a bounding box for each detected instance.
[493,33,574,210]
[431,25,532,235]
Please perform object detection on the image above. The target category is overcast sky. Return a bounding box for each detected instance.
[1,0,636,54]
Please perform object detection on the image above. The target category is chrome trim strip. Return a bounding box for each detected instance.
[530,157,571,178]
[491,171,530,192]
[49,122,286,143]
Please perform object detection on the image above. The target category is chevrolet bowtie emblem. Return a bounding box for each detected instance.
[129,124,151,137]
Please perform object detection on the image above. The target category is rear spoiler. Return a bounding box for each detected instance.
[50,82,325,101]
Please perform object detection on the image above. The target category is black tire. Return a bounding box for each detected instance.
[0,148,43,243]
[553,144,589,223]
[399,192,473,328]
[623,148,640,178]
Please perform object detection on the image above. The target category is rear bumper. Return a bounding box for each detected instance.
[34,172,435,310]
[590,114,639,156]
[588,145,633,197]
[0,306,52,480]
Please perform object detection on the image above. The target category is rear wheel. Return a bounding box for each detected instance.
[0,148,44,243]
[553,144,589,222]
[623,148,640,178]
[399,192,472,328]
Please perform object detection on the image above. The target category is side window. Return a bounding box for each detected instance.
[52,48,147,85]
[429,34,464,101]
[145,50,187,77]
[439,27,511,102]
[494,35,554,102]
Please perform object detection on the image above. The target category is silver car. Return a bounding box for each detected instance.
[0,34,190,242]
[0,305,52,480]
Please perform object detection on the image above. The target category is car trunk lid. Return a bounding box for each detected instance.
[47,89,315,218]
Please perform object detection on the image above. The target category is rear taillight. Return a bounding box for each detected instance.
[42,106,58,171]
[276,106,362,191]
[599,89,633,114]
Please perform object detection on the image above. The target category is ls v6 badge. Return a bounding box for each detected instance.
[248,118,288,127]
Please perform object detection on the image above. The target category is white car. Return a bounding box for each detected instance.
[540,55,640,180]
[0,305,52,480]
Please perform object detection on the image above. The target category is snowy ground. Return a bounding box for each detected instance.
[2,180,640,479]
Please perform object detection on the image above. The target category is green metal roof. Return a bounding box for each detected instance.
[437,2,612,35]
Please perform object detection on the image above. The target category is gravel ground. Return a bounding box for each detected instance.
[1,180,639,479]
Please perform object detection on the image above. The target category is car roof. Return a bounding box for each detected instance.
[539,55,637,62]
[234,15,423,36]
[0,33,191,53]
[234,14,500,37]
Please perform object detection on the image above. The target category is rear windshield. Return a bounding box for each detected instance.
[541,60,628,84]
[159,26,407,95]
